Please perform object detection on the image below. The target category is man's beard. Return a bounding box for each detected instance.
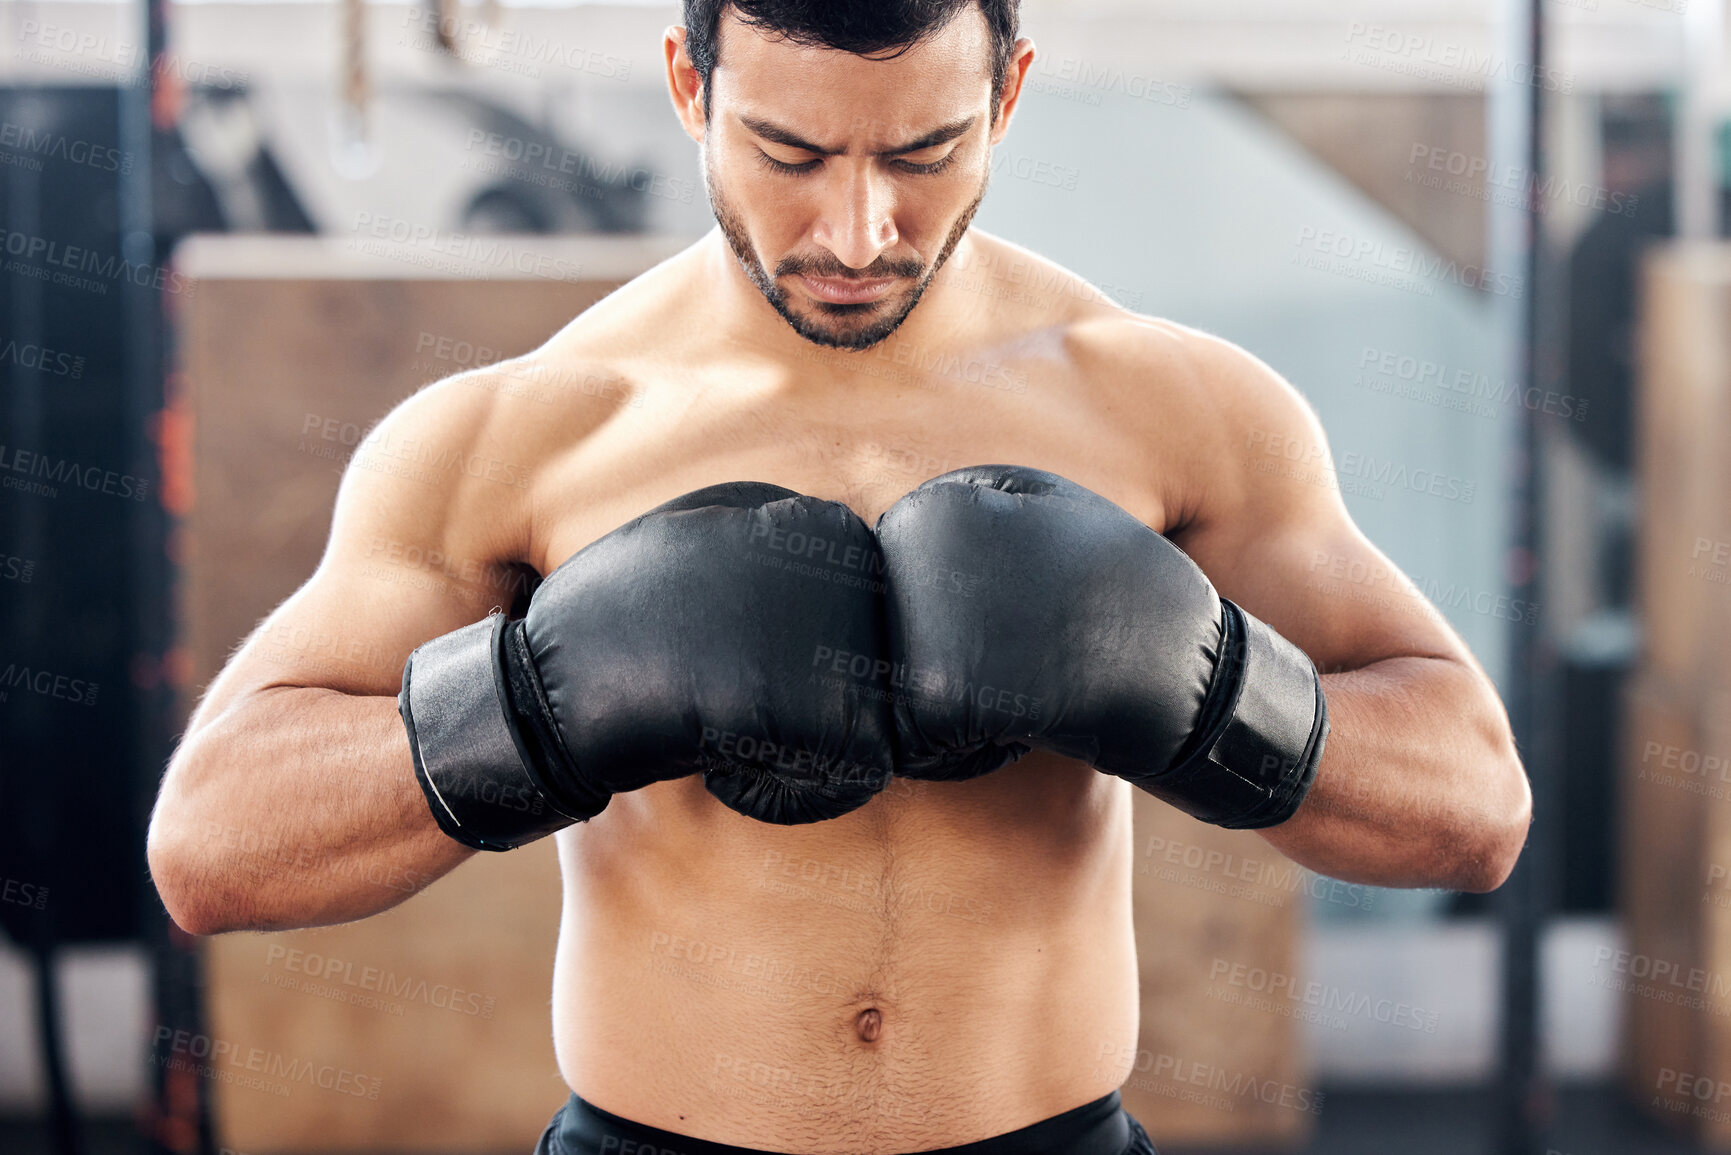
[707,157,987,351]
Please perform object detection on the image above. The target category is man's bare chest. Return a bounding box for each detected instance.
[522,353,1174,578]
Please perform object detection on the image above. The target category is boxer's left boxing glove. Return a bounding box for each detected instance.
[399,482,895,850]
[876,465,1327,829]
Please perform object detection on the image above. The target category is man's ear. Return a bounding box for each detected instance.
[664,25,707,143]
[989,37,1036,144]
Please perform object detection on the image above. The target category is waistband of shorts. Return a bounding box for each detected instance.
[542,1089,1132,1155]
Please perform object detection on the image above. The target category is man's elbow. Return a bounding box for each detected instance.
[146,816,228,936]
[1450,754,1533,894]
[146,790,266,936]
[147,839,208,936]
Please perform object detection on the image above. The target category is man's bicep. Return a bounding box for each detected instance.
[223,538,520,703]
[1174,341,1471,677]
[1204,514,1469,678]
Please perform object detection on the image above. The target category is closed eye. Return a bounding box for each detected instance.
[755,148,960,177]
[893,151,958,176]
[756,149,821,176]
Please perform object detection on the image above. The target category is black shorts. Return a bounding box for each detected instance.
[533,1090,1158,1155]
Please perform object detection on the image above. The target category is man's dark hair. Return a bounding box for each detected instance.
[682,0,1020,117]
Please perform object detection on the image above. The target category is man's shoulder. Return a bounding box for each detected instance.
[327,244,713,575]
[956,233,1275,405]
[1044,312,1330,536]
[1060,312,1318,435]
[347,301,657,523]
[392,247,706,441]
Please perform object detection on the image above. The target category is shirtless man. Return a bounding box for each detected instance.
[145,2,1533,1153]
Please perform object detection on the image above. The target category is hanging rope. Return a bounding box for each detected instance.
[341,0,368,138]
[433,0,507,63]
[436,0,459,54]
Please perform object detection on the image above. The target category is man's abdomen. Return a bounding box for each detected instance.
[549,755,1139,1153]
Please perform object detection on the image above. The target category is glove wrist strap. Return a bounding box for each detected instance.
[1147,599,1329,829]
[399,614,596,851]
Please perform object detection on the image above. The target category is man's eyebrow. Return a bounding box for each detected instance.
[880,116,977,155]
[738,114,978,158]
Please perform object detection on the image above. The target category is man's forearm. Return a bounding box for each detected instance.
[147,686,472,934]
[1255,655,1531,893]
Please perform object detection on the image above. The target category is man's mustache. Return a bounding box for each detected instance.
[774,256,925,281]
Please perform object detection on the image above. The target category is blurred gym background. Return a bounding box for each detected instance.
[0,0,1725,1151]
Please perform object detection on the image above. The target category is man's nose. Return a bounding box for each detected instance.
[811,165,900,271]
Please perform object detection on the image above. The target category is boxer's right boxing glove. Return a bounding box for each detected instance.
[398,483,895,851]
[877,466,1327,830]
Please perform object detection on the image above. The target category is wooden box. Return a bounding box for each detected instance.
[173,235,682,1153]
[1634,246,1731,691]
[1624,243,1731,1147]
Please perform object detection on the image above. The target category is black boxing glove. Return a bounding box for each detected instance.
[876,465,1327,829]
[398,482,895,850]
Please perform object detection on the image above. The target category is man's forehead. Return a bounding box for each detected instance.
[709,6,994,97]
